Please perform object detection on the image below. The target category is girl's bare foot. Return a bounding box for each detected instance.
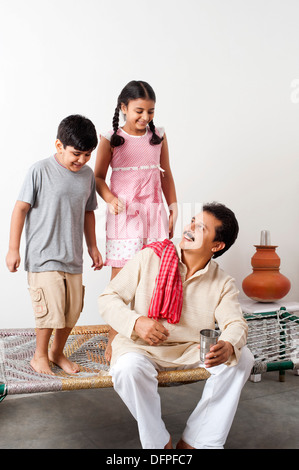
[105,339,112,362]
[49,352,80,374]
[105,328,117,362]
[30,354,54,375]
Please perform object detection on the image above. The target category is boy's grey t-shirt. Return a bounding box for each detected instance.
[18,155,98,274]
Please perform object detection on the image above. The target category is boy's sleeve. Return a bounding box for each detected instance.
[85,174,98,211]
[17,165,39,207]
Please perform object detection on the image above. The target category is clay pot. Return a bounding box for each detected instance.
[242,245,291,302]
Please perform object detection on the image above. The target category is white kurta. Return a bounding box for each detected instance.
[98,245,248,368]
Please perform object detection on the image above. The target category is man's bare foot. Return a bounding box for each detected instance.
[30,355,54,375]
[164,437,173,449]
[176,439,194,449]
[49,352,80,374]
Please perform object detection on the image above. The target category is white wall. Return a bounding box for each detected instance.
[1,0,299,328]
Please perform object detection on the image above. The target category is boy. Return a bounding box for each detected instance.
[6,114,103,375]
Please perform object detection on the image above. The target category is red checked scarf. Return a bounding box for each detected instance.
[142,239,183,324]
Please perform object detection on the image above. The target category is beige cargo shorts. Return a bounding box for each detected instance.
[27,271,85,329]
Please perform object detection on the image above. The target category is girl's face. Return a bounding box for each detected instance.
[121,98,155,134]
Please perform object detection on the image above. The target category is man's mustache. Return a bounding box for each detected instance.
[183,231,195,241]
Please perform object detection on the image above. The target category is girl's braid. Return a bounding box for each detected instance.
[149,120,163,145]
[110,105,125,147]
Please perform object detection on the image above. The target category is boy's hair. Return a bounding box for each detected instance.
[203,202,239,258]
[111,80,163,148]
[57,114,98,151]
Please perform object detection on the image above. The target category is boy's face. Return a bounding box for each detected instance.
[55,140,92,172]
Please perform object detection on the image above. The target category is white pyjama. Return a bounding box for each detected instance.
[110,347,254,449]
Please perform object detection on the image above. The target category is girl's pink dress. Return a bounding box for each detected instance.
[103,126,169,267]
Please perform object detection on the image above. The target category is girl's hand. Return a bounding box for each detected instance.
[169,212,174,239]
[168,205,178,239]
[108,196,125,215]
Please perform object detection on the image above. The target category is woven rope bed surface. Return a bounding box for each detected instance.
[244,309,299,374]
[0,325,210,397]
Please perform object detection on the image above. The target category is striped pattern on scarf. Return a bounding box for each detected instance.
[142,239,183,324]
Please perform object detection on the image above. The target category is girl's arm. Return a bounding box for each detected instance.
[160,133,178,238]
[6,201,31,272]
[94,137,124,214]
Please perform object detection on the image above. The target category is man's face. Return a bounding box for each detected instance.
[55,140,92,172]
[179,211,223,256]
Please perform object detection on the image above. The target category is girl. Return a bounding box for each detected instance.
[95,80,177,360]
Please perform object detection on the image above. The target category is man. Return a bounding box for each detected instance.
[98,202,254,449]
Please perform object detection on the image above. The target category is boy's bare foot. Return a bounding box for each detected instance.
[176,438,194,449]
[49,352,80,374]
[30,355,54,375]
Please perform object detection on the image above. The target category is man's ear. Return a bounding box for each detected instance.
[212,241,225,254]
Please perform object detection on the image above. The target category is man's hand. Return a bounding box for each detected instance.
[200,340,234,368]
[134,317,169,346]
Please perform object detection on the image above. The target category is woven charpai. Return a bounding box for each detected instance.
[0,325,210,398]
